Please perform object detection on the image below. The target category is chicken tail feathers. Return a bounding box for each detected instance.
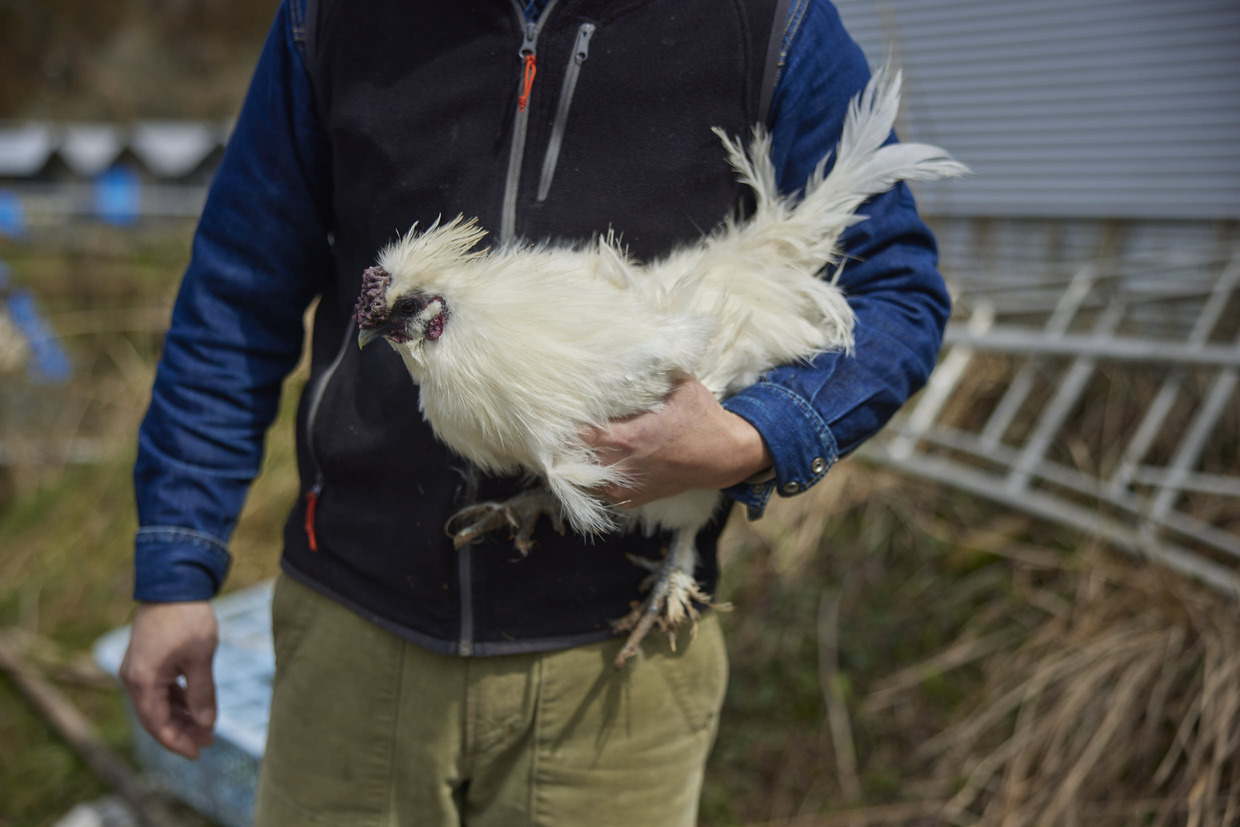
[712,125,784,220]
[805,64,969,216]
[709,64,966,281]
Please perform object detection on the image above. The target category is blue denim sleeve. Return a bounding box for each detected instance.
[722,0,951,517]
[132,0,332,601]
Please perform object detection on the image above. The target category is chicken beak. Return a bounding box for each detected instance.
[357,327,384,349]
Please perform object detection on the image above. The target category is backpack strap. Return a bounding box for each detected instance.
[289,0,321,73]
[758,0,799,125]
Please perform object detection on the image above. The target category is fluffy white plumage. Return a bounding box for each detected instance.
[354,66,967,666]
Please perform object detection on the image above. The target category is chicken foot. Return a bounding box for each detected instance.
[612,529,724,669]
[446,488,565,555]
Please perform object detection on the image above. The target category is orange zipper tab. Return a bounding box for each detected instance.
[518,53,537,112]
[304,488,320,552]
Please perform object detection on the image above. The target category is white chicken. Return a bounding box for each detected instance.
[353,66,966,668]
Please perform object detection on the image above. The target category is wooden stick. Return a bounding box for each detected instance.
[3,626,113,689]
[817,589,862,803]
[0,632,184,827]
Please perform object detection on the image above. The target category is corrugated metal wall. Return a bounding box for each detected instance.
[833,0,1240,220]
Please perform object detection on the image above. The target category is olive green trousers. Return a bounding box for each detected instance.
[253,574,728,826]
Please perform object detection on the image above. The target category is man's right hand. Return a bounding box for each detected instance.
[119,601,219,760]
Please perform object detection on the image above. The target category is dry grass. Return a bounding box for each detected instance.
[707,464,1239,827]
[924,553,1240,826]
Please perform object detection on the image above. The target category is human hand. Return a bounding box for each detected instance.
[581,375,771,508]
[119,601,219,760]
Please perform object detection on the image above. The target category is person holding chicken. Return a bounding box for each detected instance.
[120,0,954,824]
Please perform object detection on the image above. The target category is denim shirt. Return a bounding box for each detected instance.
[133,0,950,602]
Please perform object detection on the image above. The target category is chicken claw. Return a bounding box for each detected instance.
[611,534,726,669]
[446,489,564,555]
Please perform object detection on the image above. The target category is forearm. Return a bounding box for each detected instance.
[721,0,951,515]
[722,181,949,510]
[134,0,332,600]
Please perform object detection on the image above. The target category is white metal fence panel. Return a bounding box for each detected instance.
[863,241,1240,596]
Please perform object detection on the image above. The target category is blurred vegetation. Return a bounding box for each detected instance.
[0,227,294,826]
[0,0,280,120]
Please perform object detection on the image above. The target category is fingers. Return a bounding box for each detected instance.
[123,660,209,760]
[580,436,642,506]
[119,601,219,760]
[578,422,637,504]
[182,653,218,733]
[578,423,629,466]
[157,683,215,759]
[168,680,216,755]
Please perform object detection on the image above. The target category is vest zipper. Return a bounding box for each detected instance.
[459,0,563,657]
[457,549,474,656]
[500,0,561,244]
[536,22,595,202]
[302,317,356,552]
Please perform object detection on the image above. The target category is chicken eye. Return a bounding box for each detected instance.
[393,296,421,316]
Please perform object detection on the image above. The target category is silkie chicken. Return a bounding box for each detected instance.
[353,66,967,668]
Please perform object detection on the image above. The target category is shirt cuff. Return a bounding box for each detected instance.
[721,381,839,519]
[134,527,232,602]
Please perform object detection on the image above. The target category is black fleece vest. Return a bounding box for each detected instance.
[283,0,782,655]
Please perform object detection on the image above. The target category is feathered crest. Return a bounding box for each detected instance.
[378,215,491,287]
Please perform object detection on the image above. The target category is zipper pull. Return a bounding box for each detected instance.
[518,53,537,112]
[575,22,595,63]
[517,21,538,112]
[304,481,322,552]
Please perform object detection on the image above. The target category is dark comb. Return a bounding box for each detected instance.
[353,266,392,329]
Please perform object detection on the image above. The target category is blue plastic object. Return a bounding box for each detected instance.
[0,260,72,384]
[94,165,141,226]
[0,191,25,238]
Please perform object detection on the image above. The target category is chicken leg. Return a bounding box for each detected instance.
[450,494,718,668]
[446,488,565,556]
[611,528,722,669]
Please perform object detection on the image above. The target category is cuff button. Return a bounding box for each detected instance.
[781,481,801,495]
[811,457,827,475]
